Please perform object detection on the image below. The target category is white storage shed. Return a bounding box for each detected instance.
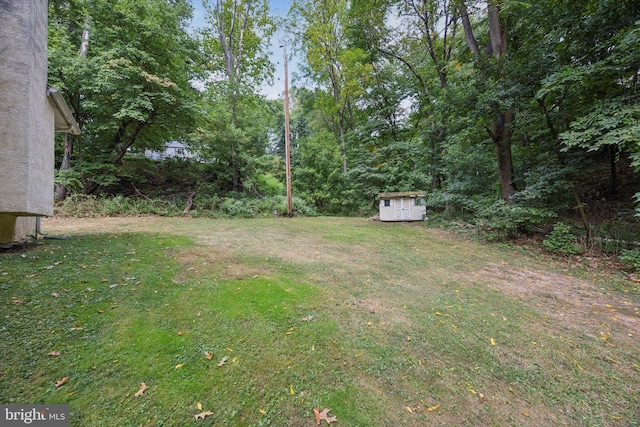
[378,192,426,222]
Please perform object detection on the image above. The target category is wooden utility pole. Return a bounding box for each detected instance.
[283,45,293,217]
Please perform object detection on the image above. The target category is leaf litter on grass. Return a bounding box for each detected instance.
[13,216,640,425]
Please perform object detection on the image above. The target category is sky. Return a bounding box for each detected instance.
[189,0,297,99]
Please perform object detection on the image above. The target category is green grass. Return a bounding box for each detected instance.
[1,217,639,426]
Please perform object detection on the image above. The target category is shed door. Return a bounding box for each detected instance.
[394,198,410,220]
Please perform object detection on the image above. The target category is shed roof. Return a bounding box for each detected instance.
[379,191,426,199]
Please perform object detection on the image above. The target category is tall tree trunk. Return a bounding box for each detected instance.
[54,133,73,201]
[339,115,348,173]
[608,144,617,194]
[487,109,516,200]
[54,21,89,201]
[458,1,480,60]
[212,0,250,191]
[462,0,515,201]
[487,0,515,201]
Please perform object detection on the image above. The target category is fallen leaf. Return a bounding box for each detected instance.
[197,402,203,411]
[51,292,59,297]
[134,382,148,397]
[289,385,295,395]
[194,411,213,420]
[48,351,61,357]
[204,351,213,360]
[55,376,69,388]
[405,406,413,413]
[490,338,496,346]
[217,356,228,367]
[259,409,266,414]
[427,404,440,412]
[196,312,202,317]
[175,363,184,369]
[177,331,184,336]
[314,408,337,425]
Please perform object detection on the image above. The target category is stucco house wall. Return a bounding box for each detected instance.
[0,0,79,244]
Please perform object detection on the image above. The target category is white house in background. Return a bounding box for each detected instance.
[145,141,196,160]
[378,192,426,222]
[0,0,80,245]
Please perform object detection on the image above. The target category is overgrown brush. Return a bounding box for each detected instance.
[55,194,317,218]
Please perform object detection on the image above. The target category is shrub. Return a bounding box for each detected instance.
[619,249,640,272]
[474,200,556,241]
[56,194,317,219]
[543,222,583,255]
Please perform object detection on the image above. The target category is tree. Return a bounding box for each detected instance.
[199,0,275,191]
[49,0,203,196]
[458,0,516,201]
[49,0,90,200]
[292,0,360,173]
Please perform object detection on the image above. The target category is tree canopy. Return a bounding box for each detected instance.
[48,0,640,234]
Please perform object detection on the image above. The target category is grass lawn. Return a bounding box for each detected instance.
[1,216,639,426]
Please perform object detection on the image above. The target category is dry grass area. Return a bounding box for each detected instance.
[40,216,640,425]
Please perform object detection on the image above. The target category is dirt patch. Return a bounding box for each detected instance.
[169,246,270,282]
[350,298,415,329]
[43,216,166,234]
[471,263,640,337]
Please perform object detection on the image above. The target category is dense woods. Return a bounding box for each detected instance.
[49,0,640,243]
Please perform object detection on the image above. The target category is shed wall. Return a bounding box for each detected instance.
[379,197,426,222]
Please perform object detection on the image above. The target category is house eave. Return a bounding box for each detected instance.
[47,86,80,135]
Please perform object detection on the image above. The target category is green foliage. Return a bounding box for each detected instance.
[55,193,318,219]
[619,249,640,272]
[215,195,317,218]
[47,0,640,228]
[474,200,557,241]
[543,222,584,255]
[56,194,181,217]
[49,0,205,194]
[54,168,84,195]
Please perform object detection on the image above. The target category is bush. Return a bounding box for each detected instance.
[55,194,181,217]
[543,222,583,255]
[473,200,556,241]
[56,194,318,219]
[619,249,640,272]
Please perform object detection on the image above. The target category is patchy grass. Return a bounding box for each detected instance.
[1,217,639,426]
